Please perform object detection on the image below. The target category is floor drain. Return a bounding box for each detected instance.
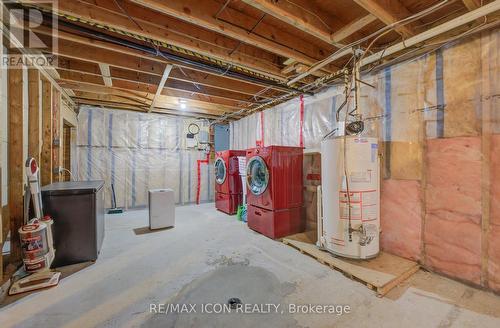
[227,297,242,309]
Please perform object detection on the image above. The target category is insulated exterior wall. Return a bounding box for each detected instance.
[77,106,214,209]
[425,137,482,284]
[380,179,422,261]
[489,134,500,291]
[229,29,500,292]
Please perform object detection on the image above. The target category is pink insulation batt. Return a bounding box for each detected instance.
[489,134,500,292]
[380,179,422,261]
[424,137,482,285]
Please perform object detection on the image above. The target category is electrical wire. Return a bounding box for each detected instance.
[284,0,333,33]
[229,0,480,123]
[224,0,454,122]
[288,0,452,84]
[368,17,495,73]
[59,168,75,181]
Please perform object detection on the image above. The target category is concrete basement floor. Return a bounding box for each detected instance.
[1,203,500,328]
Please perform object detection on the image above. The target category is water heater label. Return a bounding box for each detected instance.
[339,203,377,221]
[350,171,371,183]
[339,190,377,222]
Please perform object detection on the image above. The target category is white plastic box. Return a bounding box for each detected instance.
[149,189,175,229]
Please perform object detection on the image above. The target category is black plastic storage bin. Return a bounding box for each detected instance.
[41,181,105,267]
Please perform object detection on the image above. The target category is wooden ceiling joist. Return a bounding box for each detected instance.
[24,0,285,79]
[353,0,416,37]
[56,69,257,107]
[241,0,379,48]
[33,27,282,96]
[331,14,378,44]
[73,91,225,118]
[57,81,243,115]
[127,0,337,69]
[14,0,493,122]
[241,0,340,46]
[462,0,481,11]
[74,97,222,119]
[56,58,273,102]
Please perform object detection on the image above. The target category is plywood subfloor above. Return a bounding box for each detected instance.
[283,233,419,297]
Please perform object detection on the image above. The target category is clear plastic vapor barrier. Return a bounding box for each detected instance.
[76,106,214,209]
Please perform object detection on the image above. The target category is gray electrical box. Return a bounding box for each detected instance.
[214,124,230,151]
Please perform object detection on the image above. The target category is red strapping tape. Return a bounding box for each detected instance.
[196,153,210,205]
[299,95,304,148]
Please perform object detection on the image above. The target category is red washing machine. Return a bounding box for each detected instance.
[215,150,246,214]
[246,146,304,239]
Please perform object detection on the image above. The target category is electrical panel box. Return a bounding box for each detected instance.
[186,134,197,148]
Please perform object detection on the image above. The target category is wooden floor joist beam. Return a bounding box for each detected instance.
[353,0,416,37]
[56,70,251,109]
[128,0,335,68]
[33,26,285,94]
[241,0,374,46]
[73,92,232,118]
[24,0,286,79]
[56,67,257,105]
[241,0,340,46]
[463,0,481,11]
[57,81,243,115]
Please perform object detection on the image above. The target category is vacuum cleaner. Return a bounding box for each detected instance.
[9,158,61,295]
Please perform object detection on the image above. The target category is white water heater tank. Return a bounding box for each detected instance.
[319,136,380,259]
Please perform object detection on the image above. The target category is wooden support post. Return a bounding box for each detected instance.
[41,77,53,186]
[8,66,24,262]
[480,32,492,288]
[28,69,40,163]
[52,89,61,182]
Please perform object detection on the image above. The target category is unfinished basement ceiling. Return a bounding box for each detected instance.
[9,0,499,120]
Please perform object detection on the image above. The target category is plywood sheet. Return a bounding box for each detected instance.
[283,236,419,296]
[425,137,482,284]
[390,141,422,180]
[443,36,481,137]
[380,179,422,261]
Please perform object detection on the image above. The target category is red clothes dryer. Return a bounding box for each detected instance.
[214,150,246,214]
[246,146,304,238]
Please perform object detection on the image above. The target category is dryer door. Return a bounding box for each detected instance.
[214,158,227,185]
[246,156,269,195]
